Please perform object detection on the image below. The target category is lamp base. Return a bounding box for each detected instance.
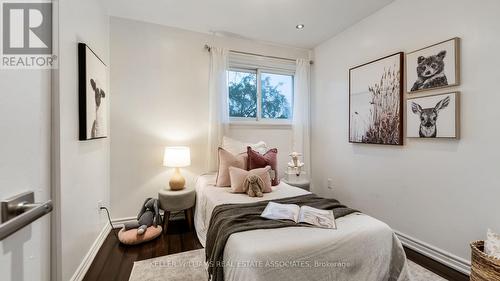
[169,167,185,191]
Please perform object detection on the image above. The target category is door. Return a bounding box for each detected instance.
[0,46,52,281]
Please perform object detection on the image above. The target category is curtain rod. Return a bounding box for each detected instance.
[204,44,313,65]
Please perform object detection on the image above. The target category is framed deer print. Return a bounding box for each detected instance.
[78,43,108,141]
[406,92,459,138]
[406,38,460,93]
[349,52,404,145]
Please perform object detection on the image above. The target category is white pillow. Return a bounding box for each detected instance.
[485,229,500,258]
[222,136,268,155]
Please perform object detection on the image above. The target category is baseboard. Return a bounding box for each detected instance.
[111,216,136,228]
[395,230,471,275]
[69,223,111,281]
[112,212,185,228]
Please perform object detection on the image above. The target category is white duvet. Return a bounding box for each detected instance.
[194,174,410,281]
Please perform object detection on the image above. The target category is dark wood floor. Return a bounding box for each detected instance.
[83,220,202,281]
[405,247,469,281]
[84,219,468,281]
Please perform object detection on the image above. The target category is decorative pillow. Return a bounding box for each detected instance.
[485,229,500,258]
[216,147,247,187]
[247,147,279,186]
[222,136,268,155]
[228,166,272,193]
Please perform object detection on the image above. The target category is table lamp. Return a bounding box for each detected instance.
[163,146,191,190]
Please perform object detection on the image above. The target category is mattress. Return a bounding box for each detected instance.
[194,174,410,281]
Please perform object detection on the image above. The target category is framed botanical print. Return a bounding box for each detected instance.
[406,37,460,93]
[78,43,108,141]
[406,92,459,138]
[349,52,404,145]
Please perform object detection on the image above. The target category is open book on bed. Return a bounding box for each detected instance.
[261,202,337,229]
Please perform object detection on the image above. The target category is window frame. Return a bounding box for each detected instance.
[227,66,295,126]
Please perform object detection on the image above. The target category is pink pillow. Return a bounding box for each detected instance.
[216,148,247,187]
[247,147,279,186]
[228,166,272,193]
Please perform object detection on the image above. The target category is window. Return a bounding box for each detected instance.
[261,73,293,119]
[228,69,294,123]
[228,70,257,118]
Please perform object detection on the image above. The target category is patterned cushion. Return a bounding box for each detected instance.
[228,166,272,193]
[485,229,500,258]
[215,148,247,187]
[247,147,279,186]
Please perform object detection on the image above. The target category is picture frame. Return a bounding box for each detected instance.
[78,43,108,141]
[406,92,460,139]
[406,37,460,93]
[349,52,404,145]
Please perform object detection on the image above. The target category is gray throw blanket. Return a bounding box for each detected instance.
[205,194,358,281]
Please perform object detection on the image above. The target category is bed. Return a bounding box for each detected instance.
[194,174,410,281]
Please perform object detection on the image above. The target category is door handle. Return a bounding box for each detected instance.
[0,191,53,241]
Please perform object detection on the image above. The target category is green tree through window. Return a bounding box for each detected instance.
[261,73,292,119]
[228,70,293,120]
[228,71,257,118]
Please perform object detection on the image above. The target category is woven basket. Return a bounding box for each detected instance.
[471,240,500,281]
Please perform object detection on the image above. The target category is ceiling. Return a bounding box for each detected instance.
[106,0,394,49]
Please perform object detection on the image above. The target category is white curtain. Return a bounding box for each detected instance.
[293,59,311,175]
[207,47,229,172]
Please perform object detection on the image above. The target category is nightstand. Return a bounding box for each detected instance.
[282,174,310,191]
[158,186,195,233]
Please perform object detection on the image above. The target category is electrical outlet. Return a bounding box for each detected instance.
[327,178,334,190]
[97,200,104,211]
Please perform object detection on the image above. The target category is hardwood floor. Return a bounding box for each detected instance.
[83,220,202,281]
[84,219,469,281]
[404,246,469,281]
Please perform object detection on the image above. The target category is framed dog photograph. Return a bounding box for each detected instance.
[406,38,460,93]
[406,92,459,138]
[349,52,404,145]
[78,43,108,141]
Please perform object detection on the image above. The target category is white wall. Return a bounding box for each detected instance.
[312,0,500,262]
[226,125,293,174]
[109,17,309,219]
[53,0,110,280]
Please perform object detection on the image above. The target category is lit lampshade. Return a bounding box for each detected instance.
[163,147,191,191]
[163,147,191,168]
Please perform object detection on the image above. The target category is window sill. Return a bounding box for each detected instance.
[229,121,293,130]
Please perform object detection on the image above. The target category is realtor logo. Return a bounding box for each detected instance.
[1,1,56,68]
